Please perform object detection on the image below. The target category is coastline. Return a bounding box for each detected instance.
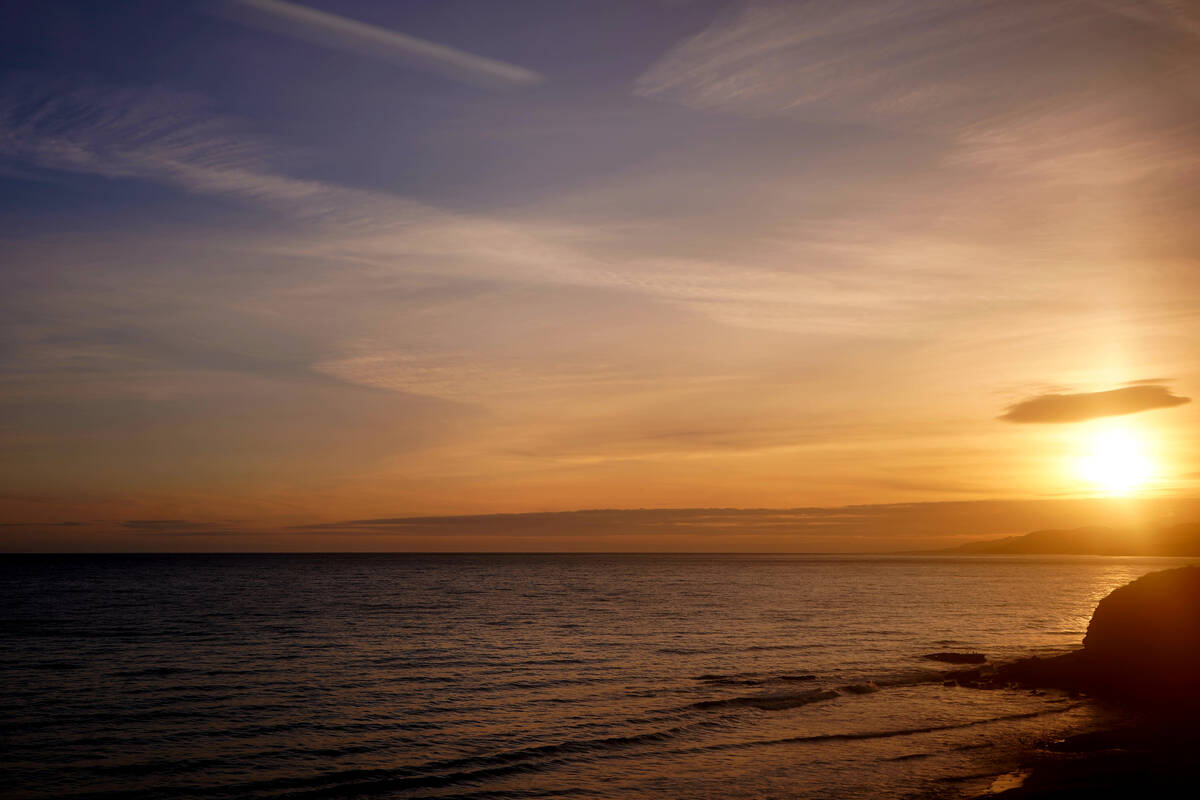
[6,555,1190,799]
[967,709,1195,799]
[903,652,1127,799]
[957,563,1200,798]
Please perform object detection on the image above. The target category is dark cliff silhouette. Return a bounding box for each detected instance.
[1081,565,1200,699]
[964,565,1200,707]
[966,566,1200,798]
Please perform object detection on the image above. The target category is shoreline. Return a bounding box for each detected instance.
[965,708,1197,799]
[952,563,1200,797]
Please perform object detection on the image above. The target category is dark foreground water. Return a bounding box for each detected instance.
[2,554,1192,799]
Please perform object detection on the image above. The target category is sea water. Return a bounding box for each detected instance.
[2,554,1190,799]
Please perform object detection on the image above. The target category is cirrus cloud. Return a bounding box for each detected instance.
[999,384,1191,424]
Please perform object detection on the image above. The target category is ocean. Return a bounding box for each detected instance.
[2,554,1191,799]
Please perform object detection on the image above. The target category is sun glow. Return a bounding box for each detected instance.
[1075,427,1155,495]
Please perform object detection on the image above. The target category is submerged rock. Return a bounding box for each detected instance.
[943,667,985,686]
[838,682,879,695]
[922,652,987,664]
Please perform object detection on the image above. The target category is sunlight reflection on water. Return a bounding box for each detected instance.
[2,554,1192,799]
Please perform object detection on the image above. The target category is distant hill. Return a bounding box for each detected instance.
[943,523,1200,556]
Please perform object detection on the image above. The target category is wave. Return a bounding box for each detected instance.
[25,701,1082,800]
[687,680,882,712]
[408,726,699,776]
[72,723,716,800]
[26,659,86,671]
[112,666,197,678]
[689,688,841,711]
[741,644,816,652]
[687,705,1080,753]
[886,751,934,762]
[694,672,818,686]
[838,682,880,695]
[404,790,592,800]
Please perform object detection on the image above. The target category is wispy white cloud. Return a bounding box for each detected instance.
[625,0,1200,330]
[637,1,1067,124]
[1091,0,1200,42]
[0,75,439,228]
[635,0,1200,127]
[217,0,544,89]
[3,65,1194,406]
[3,4,1199,529]
[633,0,1200,205]
[1,67,1195,426]
[2,73,1162,351]
[947,105,1200,187]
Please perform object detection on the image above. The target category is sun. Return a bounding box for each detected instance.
[1075,427,1154,495]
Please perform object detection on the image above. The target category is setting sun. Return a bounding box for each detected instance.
[3,3,1200,800]
[1076,428,1155,495]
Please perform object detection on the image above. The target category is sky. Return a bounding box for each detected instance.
[1,0,1198,552]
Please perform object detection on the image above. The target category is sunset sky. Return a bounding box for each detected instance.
[2,0,1198,551]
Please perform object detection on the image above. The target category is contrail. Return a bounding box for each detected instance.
[218,0,545,89]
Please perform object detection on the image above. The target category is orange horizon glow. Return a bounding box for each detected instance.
[1,1,1199,552]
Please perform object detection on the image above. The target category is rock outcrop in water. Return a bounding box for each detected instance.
[991,565,1200,707]
[922,652,986,664]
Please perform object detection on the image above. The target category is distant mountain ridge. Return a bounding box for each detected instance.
[943,523,1200,556]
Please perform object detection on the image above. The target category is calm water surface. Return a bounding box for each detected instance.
[2,554,1191,799]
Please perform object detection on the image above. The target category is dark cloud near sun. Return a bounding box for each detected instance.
[1000,384,1191,424]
